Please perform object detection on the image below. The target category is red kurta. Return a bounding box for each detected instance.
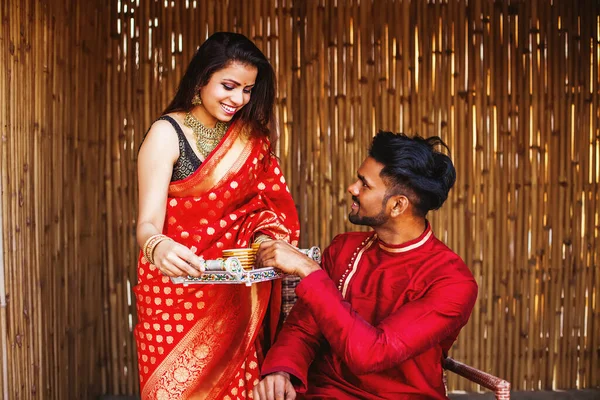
[261,224,478,399]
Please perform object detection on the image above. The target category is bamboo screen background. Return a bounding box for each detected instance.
[1,0,599,398]
[1,0,111,399]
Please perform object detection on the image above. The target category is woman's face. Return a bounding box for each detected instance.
[196,61,258,127]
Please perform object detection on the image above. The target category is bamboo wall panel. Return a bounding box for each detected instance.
[0,0,110,398]
[0,0,599,398]
[108,0,599,393]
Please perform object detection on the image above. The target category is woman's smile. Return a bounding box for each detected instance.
[221,103,237,115]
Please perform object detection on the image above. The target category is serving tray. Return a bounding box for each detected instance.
[170,246,321,287]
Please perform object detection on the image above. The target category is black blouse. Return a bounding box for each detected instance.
[156,115,202,182]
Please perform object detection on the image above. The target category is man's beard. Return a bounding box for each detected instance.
[349,210,388,227]
[348,195,390,227]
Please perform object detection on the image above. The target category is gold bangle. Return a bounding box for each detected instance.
[142,234,161,262]
[150,236,172,264]
[148,236,171,265]
[143,234,172,265]
[143,235,160,264]
[142,235,156,263]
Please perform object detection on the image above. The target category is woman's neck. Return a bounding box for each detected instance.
[190,105,218,128]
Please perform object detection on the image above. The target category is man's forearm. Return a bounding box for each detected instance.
[296,269,478,375]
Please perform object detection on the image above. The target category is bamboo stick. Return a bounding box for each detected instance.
[0,0,9,396]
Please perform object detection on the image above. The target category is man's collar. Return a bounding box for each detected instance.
[376,221,433,253]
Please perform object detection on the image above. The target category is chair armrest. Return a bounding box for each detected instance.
[443,357,511,400]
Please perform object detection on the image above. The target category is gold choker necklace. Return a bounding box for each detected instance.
[183,112,229,158]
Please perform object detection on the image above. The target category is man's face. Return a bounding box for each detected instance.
[347,157,392,227]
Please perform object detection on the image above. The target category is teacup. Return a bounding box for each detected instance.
[222,248,256,270]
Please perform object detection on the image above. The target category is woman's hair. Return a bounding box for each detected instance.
[368,131,457,217]
[163,32,276,136]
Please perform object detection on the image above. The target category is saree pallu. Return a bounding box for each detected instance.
[134,121,300,400]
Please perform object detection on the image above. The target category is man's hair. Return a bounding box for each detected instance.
[368,131,456,217]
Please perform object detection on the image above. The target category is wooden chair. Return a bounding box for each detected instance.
[443,357,511,400]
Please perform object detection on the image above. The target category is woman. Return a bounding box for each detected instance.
[134,32,299,400]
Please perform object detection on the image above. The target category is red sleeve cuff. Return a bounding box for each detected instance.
[259,271,335,394]
[296,269,340,303]
[296,269,329,295]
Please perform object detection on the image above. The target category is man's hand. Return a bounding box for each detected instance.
[255,240,321,278]
[252,372,296,400]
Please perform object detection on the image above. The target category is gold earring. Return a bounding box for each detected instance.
[192,93,202,105]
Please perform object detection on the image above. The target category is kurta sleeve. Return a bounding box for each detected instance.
[295,261,478,376]
[259,239,344,392]
[259,291,323,392]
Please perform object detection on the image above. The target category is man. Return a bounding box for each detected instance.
[254,131,478,399]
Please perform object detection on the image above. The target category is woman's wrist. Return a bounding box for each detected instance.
[142,234,172,264]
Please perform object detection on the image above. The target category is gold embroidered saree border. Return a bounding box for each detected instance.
[141,283,270,400]
[199,283,267,400]
[168,121,246,197]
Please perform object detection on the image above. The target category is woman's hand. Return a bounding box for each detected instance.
[152,240,205,277]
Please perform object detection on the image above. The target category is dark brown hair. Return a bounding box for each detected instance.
[163,32,276,136]
[369,131,456,217]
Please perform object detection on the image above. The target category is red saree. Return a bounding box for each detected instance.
[134,121,300,400]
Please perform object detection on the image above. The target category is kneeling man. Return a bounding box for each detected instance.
[254,131,478,399]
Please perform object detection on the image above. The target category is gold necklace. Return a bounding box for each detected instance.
[183,112,229,158]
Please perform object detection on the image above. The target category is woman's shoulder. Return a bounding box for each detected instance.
[153,113,185,132]
[145,114,185,141]
[139,114,182,160]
